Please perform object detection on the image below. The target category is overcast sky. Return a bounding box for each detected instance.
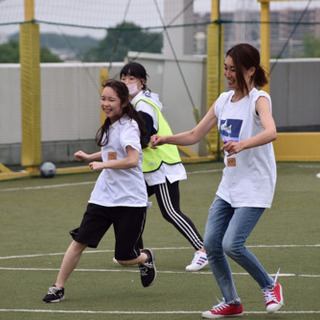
[0,0,318,40]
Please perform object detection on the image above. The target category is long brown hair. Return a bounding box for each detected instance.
[95,79,148,148]
[226,43,268,95]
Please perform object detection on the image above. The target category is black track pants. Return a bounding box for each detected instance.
[137,179,203,250]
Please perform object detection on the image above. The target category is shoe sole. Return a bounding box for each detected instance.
[43,296,65,303]
[186,261,209,272]
[202,312,243,318]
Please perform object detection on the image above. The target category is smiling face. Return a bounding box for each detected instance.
[224,55,237,89]
[100,86,125,124]
[224,55,255,95]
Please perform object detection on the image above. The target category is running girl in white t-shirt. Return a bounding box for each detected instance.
[42,79,156,303]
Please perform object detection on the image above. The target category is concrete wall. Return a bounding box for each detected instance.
[0,62,123,165]
[0,56,319,166]
[270,58,320,131]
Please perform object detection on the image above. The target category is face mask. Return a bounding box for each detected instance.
[127,82,140,96]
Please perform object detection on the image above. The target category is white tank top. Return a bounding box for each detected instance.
[214,88,277,208]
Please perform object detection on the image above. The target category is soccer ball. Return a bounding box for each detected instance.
[39,162,56,178]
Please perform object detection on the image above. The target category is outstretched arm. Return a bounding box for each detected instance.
[151,103,218,147]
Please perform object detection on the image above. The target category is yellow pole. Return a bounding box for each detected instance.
[25,0,34,21]
[206,0,224,158]
[259,0,271,93]
[100,68,108,126]
[20,0,42,173]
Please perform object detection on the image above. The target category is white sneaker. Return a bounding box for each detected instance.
[185,250,208,271]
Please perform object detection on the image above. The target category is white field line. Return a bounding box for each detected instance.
[0,309,319,315]
[0,169,222,192]
[296,164,320,168]
[0,267,319,278]
[0,244,319,260]
[0,181,95,192]
[0,246,319,278]
[1,163,319,192]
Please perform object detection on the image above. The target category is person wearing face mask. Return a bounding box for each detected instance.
[119,62,208,272]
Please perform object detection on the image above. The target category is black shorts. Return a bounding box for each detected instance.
[70,203,147,261]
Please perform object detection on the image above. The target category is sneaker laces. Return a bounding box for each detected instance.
[190,251,201,264]
[211,298,230,311]
[47,286,61,295]
[273,268,280,285]
[262,268,280,304]
[143,261,154,268]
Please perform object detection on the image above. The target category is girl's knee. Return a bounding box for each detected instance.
[203,238,222,257]
[222,238,242,258]
[69,240,87,252]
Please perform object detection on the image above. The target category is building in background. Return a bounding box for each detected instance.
[193,7,320,58]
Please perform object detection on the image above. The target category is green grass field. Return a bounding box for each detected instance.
[0,161,319,320]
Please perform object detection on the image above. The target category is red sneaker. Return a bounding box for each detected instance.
[202,299,243,318]
[262,281,284,313]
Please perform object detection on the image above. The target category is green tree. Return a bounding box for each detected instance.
[40,47,62,62]
[9,32,100,60]
[0,40,19,63]
[302,33,320,58]
[83,22,163,62]
[0,40,62,63]
[39,33,99,60]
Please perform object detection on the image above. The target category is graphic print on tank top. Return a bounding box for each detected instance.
[220,119,243,144]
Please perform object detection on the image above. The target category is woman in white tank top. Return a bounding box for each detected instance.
[151,43,283,318]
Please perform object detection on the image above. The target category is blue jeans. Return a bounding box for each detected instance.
[203,196,274,304]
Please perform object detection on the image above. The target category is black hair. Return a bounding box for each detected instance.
[95,79,148,149]
[120,62,149,90]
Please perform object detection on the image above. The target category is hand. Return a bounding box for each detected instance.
[74,150,88,162]
[89,161,104,172]
[150,135,164,149]
[221,141,244,156]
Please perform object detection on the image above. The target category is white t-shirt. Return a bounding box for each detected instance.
[89,115,148,207]
[214,88,277,208]
[132,91,187,186]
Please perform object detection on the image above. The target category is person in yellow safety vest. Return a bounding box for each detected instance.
[119,62,208,271]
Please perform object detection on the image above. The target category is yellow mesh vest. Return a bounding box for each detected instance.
[134,98,181,173]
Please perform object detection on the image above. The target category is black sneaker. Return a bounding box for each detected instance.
[42,285,65,303]
[139,248,156,287]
